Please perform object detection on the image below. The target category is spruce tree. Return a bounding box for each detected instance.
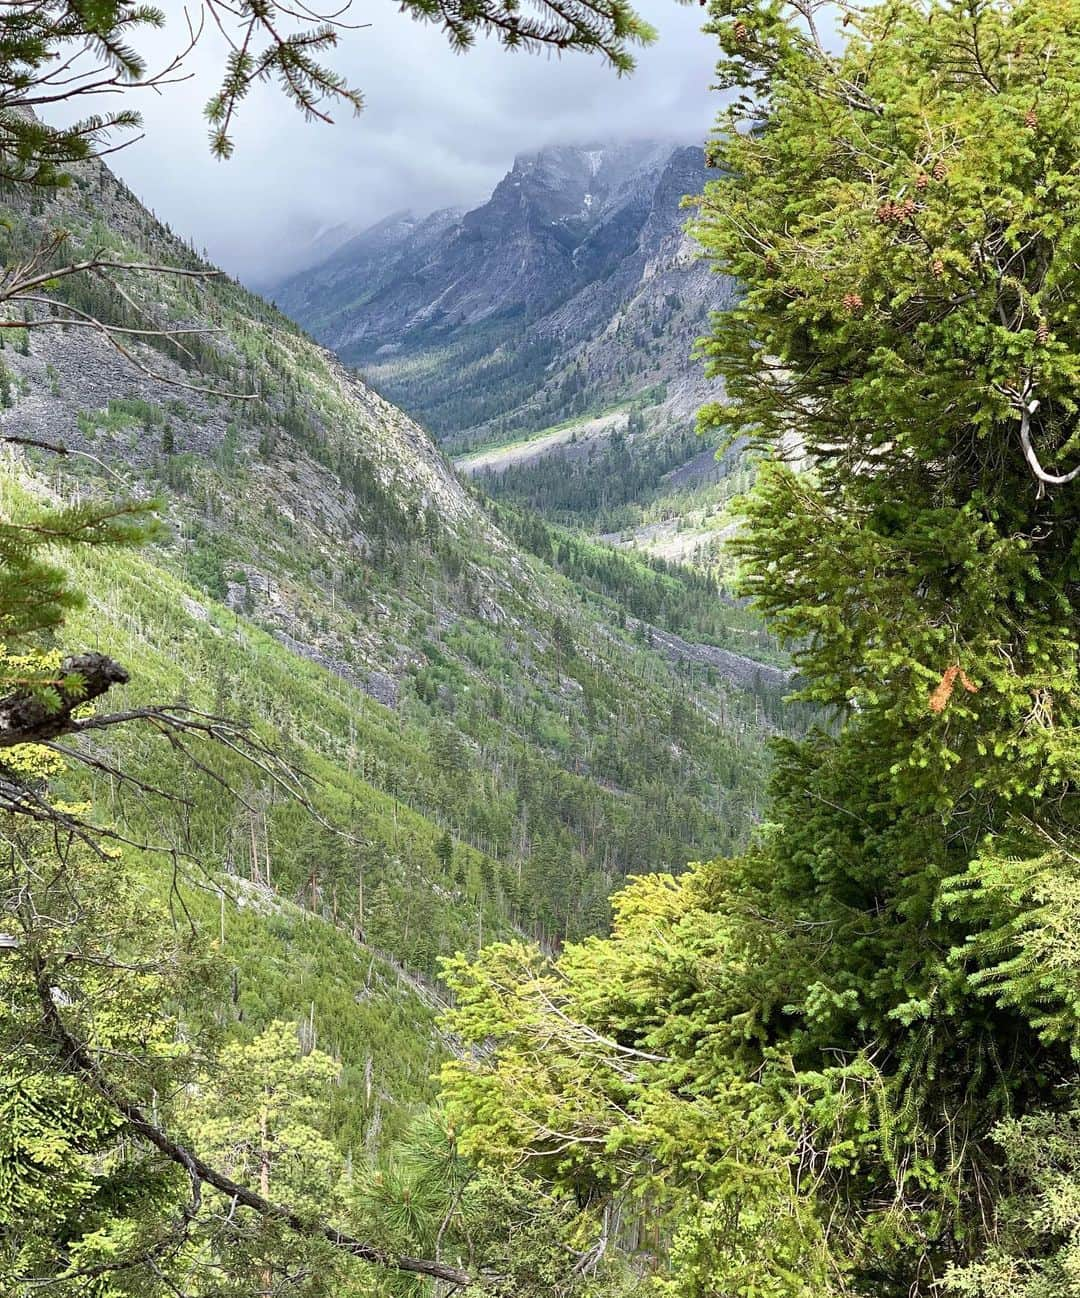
[438,1,1080,1294]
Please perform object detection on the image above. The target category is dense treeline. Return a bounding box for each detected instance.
[440,3,1080,1297]
[487,492,786,663]
[356,318,563,439]
[355,296,690,450]
[476,421,726,531]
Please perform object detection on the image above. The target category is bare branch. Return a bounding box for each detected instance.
[0,653,130,749]
[0,255,221,302]
[34,974,472,1287]
[1007,382,1080,497]
[0,433,69,455]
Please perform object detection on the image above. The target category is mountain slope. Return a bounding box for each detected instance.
[0,151,787,973]
[270,141,737,464]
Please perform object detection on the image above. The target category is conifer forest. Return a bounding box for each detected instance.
[3,0,1080,1295]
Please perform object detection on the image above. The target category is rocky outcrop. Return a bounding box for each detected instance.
[629,620,793,692]
[269,142,737,447]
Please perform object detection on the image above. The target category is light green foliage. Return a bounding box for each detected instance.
[188,1021,343,1210]
[440,874,840,1298]
[350,1111,471,1290]
[0,400,779,1288]
[943,1109,1080,1298]
[77,398,166,442]
[0,488,157,663]
[946,846,1080,1051]
[439,2,1080,1296]
[0,817,211,1292]
[180,1022,358,1296]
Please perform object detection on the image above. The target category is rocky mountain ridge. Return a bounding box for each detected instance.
[270,140,737,452]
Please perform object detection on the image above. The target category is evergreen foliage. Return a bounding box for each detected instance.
[437,2,1080,1296]
[0,0,652,176]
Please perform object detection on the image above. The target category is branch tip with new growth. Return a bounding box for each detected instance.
[34,975,471,1286]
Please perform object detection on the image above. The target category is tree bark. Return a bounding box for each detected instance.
[0,653,129,748]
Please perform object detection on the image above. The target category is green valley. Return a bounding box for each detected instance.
[0,86,788,1290]
[8,0,1080,1295]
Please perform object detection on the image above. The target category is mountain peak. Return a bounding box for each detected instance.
[271,136,726,446]
[507,139,687,189]
[512,138,678,166]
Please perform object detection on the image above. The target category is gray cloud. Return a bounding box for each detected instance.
[45,0,722,282]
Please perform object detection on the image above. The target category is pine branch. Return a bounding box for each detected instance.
[35,973,472,1287]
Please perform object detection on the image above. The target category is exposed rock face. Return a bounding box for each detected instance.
[0,156,487,703]
[268,206,465,346]
[269,142,737,448]
[627,621,793,693]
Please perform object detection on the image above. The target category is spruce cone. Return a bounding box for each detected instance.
[842,292,864,315]
[1037,319,1049,345]
[931,258,945,278]
[1024,107,1039,129]
[932,159,947,181]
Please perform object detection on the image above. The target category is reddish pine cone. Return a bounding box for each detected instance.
[842,292,864,315]
[875,198,916,224]
[931,258,945,277]
[1037,319,1049,345]
[932,159,947,181]
[1024,107,1039,129]
[916,172,929,190]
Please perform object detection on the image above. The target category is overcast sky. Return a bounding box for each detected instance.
[45,0,721,284]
